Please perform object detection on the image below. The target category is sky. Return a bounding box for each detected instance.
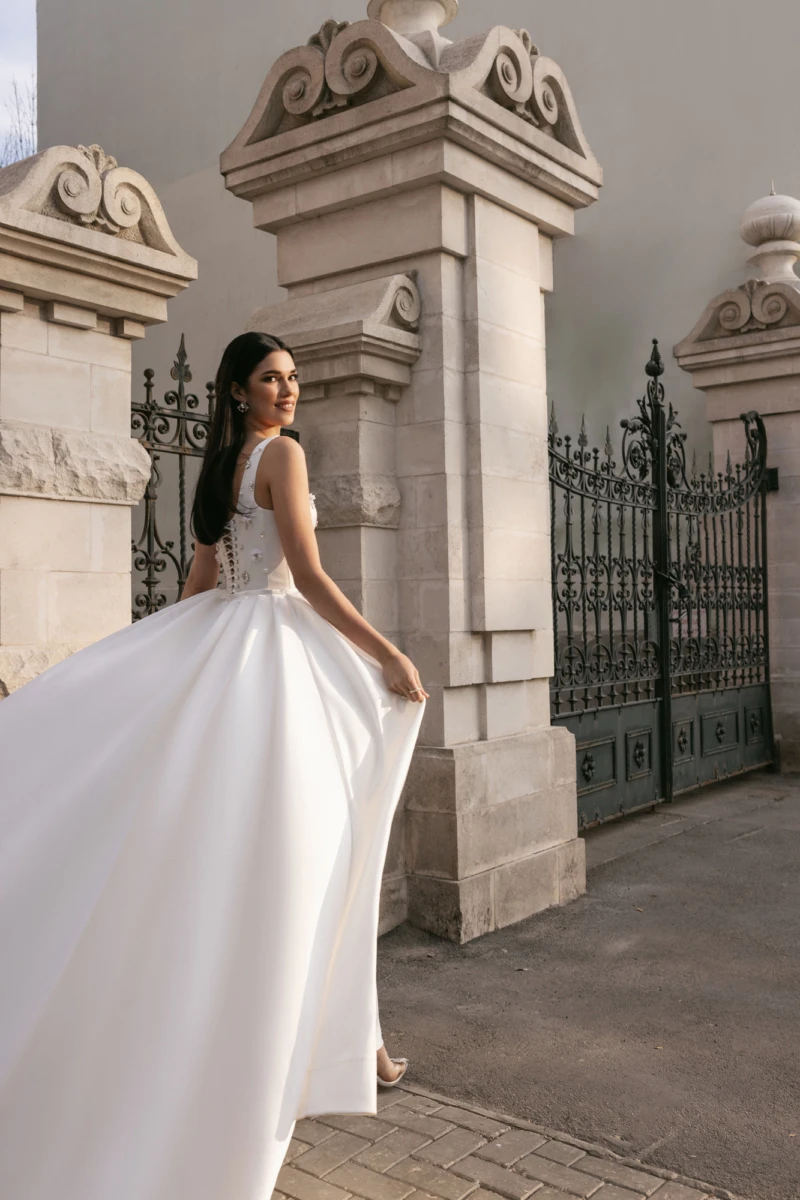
[0,0,37,139]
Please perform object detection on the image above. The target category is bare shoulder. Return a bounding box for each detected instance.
[264,435,305,468]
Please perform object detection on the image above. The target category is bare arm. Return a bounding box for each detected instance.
[264,438,428,702]
[181,542,220,600]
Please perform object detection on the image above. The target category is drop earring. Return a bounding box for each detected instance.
[237,401,249,413]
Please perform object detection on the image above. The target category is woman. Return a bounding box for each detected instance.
[0,331,427,1200]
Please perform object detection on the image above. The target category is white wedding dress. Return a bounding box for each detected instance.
[0,434,424,1200]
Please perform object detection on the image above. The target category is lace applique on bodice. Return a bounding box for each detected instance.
[215,436,317,596]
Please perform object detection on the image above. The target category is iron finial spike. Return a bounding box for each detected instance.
[604,425,613,458]
[645,338,665,378]
[549,401,558,438]
[578,414,589,450]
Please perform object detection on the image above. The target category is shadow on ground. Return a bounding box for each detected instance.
[378,773,800,1200]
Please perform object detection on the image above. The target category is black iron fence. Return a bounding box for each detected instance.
[549,340,774,828]
[130,336,214,618]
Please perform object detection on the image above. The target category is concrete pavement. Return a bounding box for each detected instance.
[376,773,800,1200]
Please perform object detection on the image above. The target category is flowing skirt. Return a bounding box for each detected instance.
[0,588,423,1200]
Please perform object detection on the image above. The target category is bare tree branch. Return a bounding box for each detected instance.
[1,75,37,169]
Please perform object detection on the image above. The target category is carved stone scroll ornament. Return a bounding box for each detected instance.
[0,144,188,257]
[228,17,596,165]
[679,278,800,345]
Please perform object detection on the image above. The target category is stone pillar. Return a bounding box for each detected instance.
[675,190,800,770]
[221,1,603,940]
[0,144,197,695]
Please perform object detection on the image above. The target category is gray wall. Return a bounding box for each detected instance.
[38,0,800,454]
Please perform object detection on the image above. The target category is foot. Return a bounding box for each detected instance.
[377,1045,406,1084]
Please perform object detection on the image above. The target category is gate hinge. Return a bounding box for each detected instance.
[765,466,779,493]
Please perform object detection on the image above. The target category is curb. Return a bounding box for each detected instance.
[393,1081,752,1200]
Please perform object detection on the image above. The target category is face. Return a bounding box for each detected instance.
[232,350,299,430]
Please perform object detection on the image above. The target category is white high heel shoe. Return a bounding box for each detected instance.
[377,1057,409,1089]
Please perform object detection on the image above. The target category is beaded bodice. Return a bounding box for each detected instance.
[215,436,317,596]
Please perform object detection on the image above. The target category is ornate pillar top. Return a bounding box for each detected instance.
[220,11,602,220]
[367,0,458,36]
[740,189,800,285]
[674,188,800,366]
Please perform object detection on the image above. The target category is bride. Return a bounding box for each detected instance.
[0,331,427,1200]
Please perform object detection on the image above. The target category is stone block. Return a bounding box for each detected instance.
[466,324,545,388]
[44,301,97,331]
[277,186,468,286]
[478,576,552,633]
[486,632,535,684]
[415,580,451,633]
[472,196,540,280]
[538,234,554,293]
[0,421,150,504]
[0,348,91,429]
[0,307,47,353]
[458,784,578,876]
[468,257,543,341]
[477,434,546,488]
[46,572,130,644]
[484,681,531,740]
[0,289,24,314]
[47,323,131,370]
[91,506,132,573]
[442,684,483,744]
[0,568,47,644]
[531,628,555,680]
[492,846,560,928]
[379,870,407,936]
[407,870,493,943]
[481,532,549,585]
[558,838,586,904]
[362,527,399,579]
[90,366,133,435]
[386,1156,478,1200]
[484,728,556,805]
[552,724,577,785]
[0,495,91,572]
[407,809,459,878]
[115,318,146,340]
[316,527,363,582]
[398,527,451,581]
[396,420,447,478]
[410,365,466,426]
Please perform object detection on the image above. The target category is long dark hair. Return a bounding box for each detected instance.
[192,331,295,546]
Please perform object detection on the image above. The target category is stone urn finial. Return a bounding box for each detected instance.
[367,0,458,38]
[740,190,800,285]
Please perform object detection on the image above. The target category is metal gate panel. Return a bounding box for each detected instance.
[550,340,773,828]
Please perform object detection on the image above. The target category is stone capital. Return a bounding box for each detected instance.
[247,272,422,389]
[220,16,602,221]
[0,144,197,324]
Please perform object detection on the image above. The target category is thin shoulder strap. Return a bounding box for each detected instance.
[237,434,281,509]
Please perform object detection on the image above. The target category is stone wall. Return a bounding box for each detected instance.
[0,144,196,694]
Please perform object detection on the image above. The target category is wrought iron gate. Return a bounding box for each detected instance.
[131,336,214,618]
[549,341,774,829]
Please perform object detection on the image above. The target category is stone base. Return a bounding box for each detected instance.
[400,726,583,944]
[379,871,408,936]
[406,838,585,944]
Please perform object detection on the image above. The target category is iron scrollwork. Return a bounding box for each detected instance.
[131,336,214,618]
[550,338,773,825]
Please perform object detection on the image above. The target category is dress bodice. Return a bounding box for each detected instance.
[215,436,317,596]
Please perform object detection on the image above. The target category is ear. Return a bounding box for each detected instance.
[230,381,244,402]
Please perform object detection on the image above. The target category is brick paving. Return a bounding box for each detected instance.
[276,1086,736,1200]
